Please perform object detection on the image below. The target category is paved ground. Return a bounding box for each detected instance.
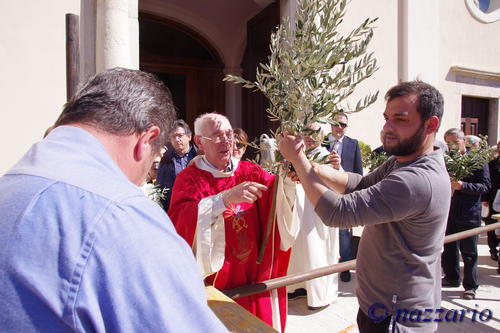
[286,233,500,333]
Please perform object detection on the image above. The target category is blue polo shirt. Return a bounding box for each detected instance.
[0,126,226,332]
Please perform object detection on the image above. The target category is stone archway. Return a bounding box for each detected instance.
[139,13,225,128]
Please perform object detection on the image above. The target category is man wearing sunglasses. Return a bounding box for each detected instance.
[328,112,363,282]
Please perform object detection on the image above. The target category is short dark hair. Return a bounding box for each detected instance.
[385,80,444,129]
[55,67,176,152]
[170,119,192,137]
[335,112,348,120]
[233,128,248,144]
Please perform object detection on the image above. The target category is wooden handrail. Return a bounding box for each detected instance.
[223,222,500,299]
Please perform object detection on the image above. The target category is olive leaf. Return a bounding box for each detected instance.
[224,0,379,174]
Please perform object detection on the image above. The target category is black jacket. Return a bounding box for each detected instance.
[156,145,198,210]
[448,163,491,225]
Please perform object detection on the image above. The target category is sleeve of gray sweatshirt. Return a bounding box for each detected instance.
[314,158,432,229]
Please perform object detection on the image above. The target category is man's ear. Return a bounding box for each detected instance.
[134,126,160,161]
[194,135,203,150]
[425,116,440,134]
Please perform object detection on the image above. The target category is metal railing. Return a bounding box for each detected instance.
[223,222,500,299]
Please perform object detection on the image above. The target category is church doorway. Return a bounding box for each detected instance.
[461,96,489,137]
[139,14,225,128]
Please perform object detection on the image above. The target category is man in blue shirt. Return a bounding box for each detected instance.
[0,68,226,332]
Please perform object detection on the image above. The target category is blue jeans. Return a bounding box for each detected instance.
[339,229,353,262]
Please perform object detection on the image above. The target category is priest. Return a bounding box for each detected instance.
[168,113,297,332]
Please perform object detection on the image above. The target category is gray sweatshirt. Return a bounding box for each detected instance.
[315,149,451,332]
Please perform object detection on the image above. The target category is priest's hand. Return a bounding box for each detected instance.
[277,132,305,164]
[221,181,268,206]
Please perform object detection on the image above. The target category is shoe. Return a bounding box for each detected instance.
[308,304,330,311]
[441,278,460,288]
[287,288,307,300]
[463,289,476,300]
[490,252,498,261]
[340,271,351,282]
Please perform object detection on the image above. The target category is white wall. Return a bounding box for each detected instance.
[0,0,80,174]
[331,0,399,150]
[438,0,500,143]
[1,0,498,175]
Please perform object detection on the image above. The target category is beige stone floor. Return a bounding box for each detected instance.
[286,233,500,333]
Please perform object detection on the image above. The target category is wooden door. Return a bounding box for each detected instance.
[139,14,225,129]
[241,2,280,151]
[461,96,489,136]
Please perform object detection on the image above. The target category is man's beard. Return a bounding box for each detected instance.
[383,123,426,156]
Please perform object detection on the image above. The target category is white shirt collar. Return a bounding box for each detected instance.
[195,155,240,178]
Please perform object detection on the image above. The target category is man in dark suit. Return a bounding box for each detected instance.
[442,128,491,300]
[328,113,363,282]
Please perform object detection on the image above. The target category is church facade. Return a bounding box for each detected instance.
[1,0,499,173]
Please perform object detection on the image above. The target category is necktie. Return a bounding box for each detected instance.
[332,140,340,152]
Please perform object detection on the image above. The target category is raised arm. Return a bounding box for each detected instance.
[278,133,348,206]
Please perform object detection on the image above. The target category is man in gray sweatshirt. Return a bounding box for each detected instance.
[279,81,450,332]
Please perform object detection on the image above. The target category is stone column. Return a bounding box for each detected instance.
[399,0,440,85]
[96,0,138,71]
[128,0,139,70]
[224,67,243,128]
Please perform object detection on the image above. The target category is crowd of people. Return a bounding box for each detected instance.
[1,68,499,333]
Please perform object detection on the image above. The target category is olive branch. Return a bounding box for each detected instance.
[225,0,379,173]
[444,136,495,181]
[224,0,379,263]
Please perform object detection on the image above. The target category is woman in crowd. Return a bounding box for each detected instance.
[233,128,248,160]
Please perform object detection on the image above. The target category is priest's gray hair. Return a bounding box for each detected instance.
[193,113,231,136]
[444,128,465,139]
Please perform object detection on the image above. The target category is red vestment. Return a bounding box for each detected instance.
[168,160,290,331]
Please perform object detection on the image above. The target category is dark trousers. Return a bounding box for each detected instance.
[339,229,354,262]
[442,221,479,290]
[357,309,391,333]
[485,215,499,255]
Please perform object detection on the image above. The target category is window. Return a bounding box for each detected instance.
[465,0,500,22]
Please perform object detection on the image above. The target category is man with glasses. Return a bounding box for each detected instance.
[157,119,198,210]
[442,128,490,300]
[168,113,297,332]
[328,112,363,282]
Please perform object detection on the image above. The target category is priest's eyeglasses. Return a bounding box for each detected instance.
[201,131,234,144]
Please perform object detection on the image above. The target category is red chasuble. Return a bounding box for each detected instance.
[168,161,290,331]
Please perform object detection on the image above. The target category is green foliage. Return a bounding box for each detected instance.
[358,141,389,172]
[224,0,378,172]
[444,136,496,181]
[369,151,389,172]
[358,141,372,169]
